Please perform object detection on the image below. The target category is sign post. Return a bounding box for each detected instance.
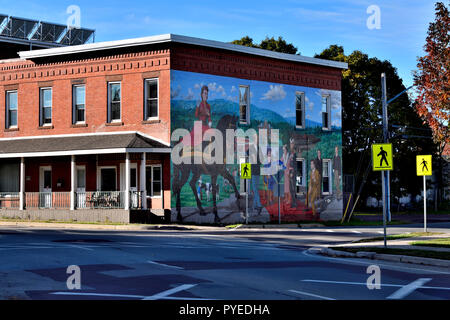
[372,143,393,248]
[241,163,251,225]
[416,155,432,233]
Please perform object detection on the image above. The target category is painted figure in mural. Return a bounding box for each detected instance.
[197,180,203,200]
[307,160,321,216]
[288,138,297,208]
[333,146,342,200]
[314,149,323,198]
[172,114,242,223]
[195,85,212,129]
[282,144,291,206]
[263,148,276,205]
[250,132,263,214]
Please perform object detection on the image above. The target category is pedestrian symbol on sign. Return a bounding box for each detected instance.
[372,143,393,171]
[416,155,432,176]
[240,163,251,179]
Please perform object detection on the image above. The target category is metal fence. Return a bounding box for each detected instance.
[2,191,142,210]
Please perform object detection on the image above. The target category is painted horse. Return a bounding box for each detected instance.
[172,114,242,223]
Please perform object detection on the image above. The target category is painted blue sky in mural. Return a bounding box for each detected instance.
[171,70,342,128]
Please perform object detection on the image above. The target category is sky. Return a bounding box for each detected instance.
[0,0,439,88]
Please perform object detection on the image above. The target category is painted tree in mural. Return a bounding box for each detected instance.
[413,1,449,208]
[315,46,437,210]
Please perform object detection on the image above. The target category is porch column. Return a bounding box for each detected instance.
[140,152,147,209]
[19,157,25,210]
[70,155,75,210]
[125,152,130,210]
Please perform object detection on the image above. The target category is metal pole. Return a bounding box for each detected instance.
[381,73,391,222]
[424,175,427,233]
[278,170,281,224]
[245,179,248,225]
[382,172,387,248]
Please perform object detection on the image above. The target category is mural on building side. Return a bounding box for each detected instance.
[170,70,343,224]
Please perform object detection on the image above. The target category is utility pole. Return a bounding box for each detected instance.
[381,73,391,223]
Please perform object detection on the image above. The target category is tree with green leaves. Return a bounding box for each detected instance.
[231,36,299,54]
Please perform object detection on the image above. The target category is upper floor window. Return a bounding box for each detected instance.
[295,92,305,129]
[239,85,250,125]
[321,95,331,130]
[40,87,52,126]
[107,82,121,122]
[144,78,158,120]
[72,84,85,124]
[6,90,18,128]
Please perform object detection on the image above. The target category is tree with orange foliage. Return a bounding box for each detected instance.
[414,2,449,147]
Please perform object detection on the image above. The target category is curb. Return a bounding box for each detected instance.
[0,221,223,231]
[310,247,450,268]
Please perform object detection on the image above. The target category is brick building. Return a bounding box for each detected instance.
[0,34,347,224]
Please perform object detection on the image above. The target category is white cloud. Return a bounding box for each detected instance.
[305,96,314,111]
[230,86,237,93]
[171,85,181,99]
[185,88,195,100]
[261,85,286,101]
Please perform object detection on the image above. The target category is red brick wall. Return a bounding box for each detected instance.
[0,49,171,144]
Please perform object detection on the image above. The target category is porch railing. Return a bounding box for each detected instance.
[1,191,143,210]
[0,192,20,209]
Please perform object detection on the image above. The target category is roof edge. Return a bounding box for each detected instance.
[18,33,348,69]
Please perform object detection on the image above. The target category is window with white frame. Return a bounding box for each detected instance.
[295,92,305,128]
[73,84,85,123]
[40,87,52,126]
[322,159,332,195]
[296,158,306,194]
[108,82,121,122]
[144,78,158,120]
[6,90,18,128]
[239,85,250,124]
[321,95,331,130]
[146,165,162,197]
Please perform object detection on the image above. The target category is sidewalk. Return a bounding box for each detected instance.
[313,233,450,268]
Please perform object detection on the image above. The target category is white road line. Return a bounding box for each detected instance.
[302,279,403,288]
[68,244,94,251]
[147,260,184,270]
[386,278,432,300]
[325,230,334,233]
[377,231,384,234]
[142,284,197,300]
[289,289,335,300]
[351,231,362,234]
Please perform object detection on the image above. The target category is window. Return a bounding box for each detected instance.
[321,95,331,130]
[146,165,162,197]
[100,168,116,191]
[296,158,306,194]
[108,82,121,122]
[40,87,52,125]
[239,85,250,124]
[322,159,332,195]
[144,78,158,119]
[6,90,18,128]
[73,85,85,123]
[295,92,305,128]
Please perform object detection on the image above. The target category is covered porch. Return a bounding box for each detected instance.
[0,132,171,223]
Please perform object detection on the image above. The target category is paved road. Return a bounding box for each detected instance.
[1,223,450,300]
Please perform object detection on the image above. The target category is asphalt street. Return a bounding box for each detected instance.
[1,223,450,300]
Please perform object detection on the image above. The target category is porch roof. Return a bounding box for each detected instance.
[0,132,171,158]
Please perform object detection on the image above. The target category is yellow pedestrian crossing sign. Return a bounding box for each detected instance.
[372,143,393,171]
[417,155,432,176]
[241,163,251,179]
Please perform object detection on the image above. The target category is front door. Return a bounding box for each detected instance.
[120,163,138,208]
[76,166,86,208]
[39,166,52,208]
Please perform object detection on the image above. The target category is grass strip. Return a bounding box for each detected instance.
[353,232,443,243]
[412,238,450,249]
